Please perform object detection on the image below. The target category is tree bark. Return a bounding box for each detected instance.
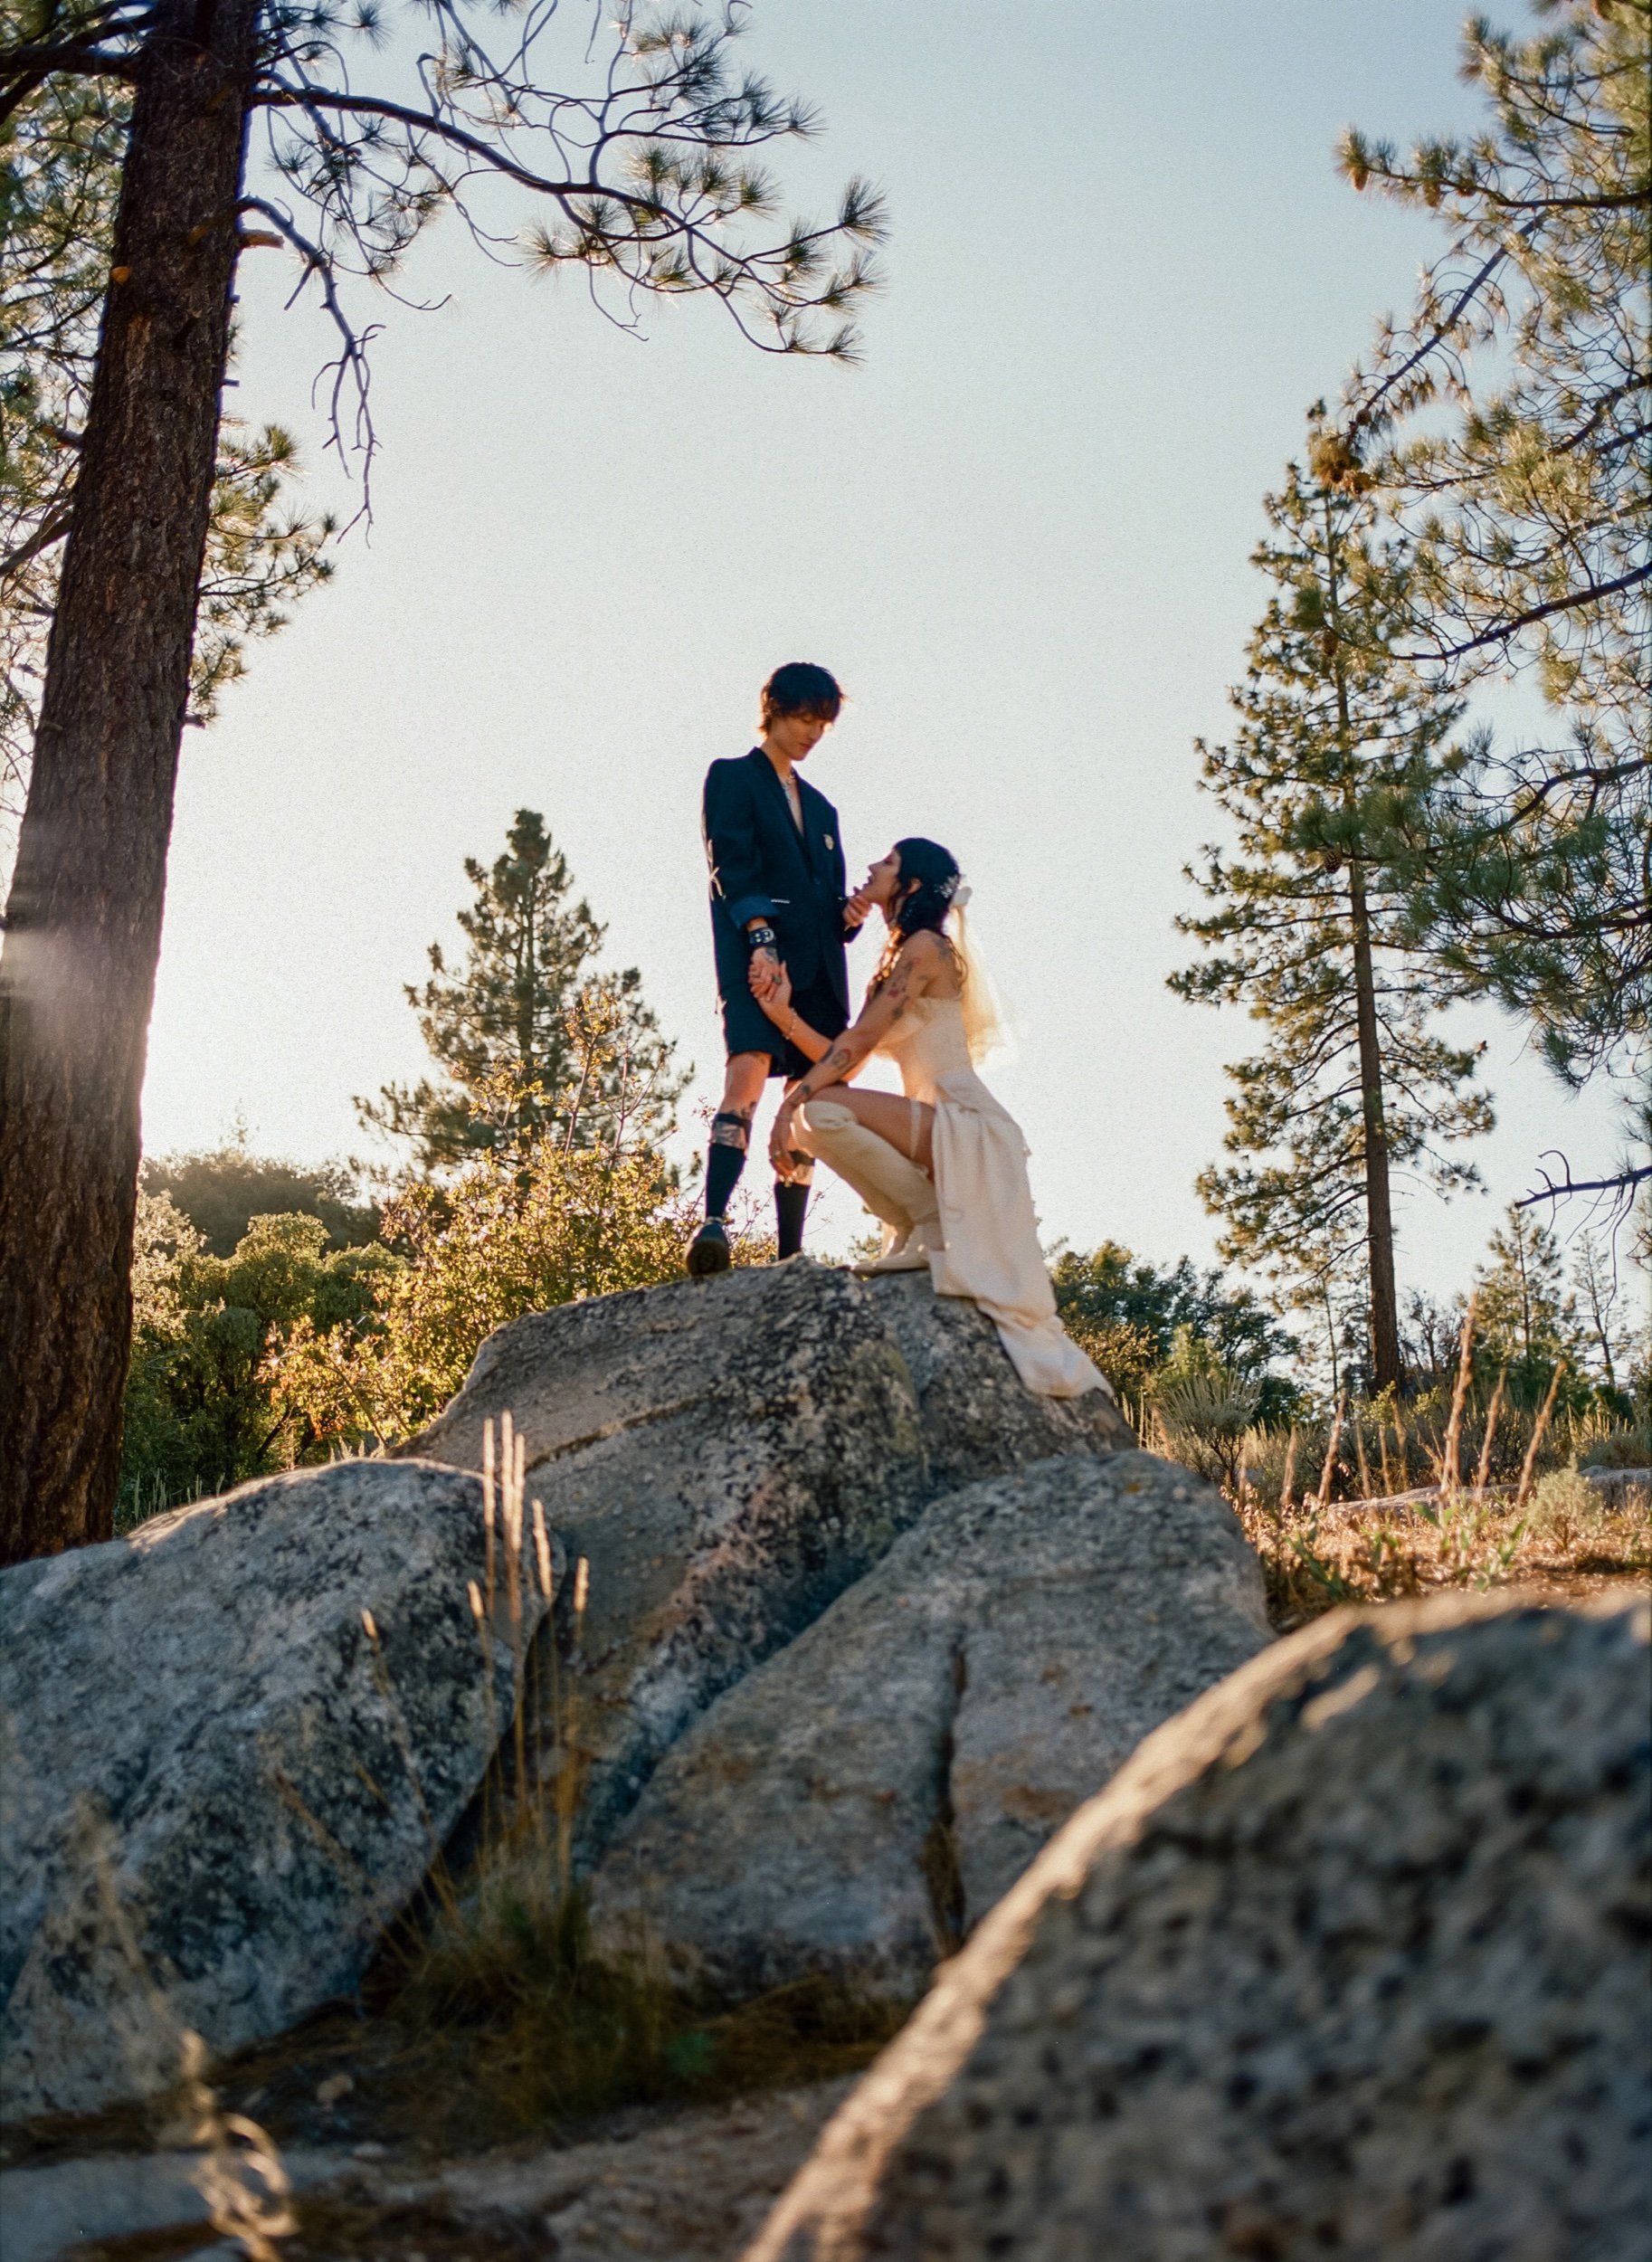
[0,0,259,1564]
[1322,496,1403,1399]
[1348,856,1402,1394]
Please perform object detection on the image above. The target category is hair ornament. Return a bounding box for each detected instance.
[949,880,973,911]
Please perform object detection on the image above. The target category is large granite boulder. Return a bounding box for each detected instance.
[403,1262,1125,1863]
[859,1273,1130,1487]
[747,1591,1652,2262]
[1,1262,1139,2128]
[403,1262,930,1861]
[590,1452,1268,1998]
[0,1461,543,2123]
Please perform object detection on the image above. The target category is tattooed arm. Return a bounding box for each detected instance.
[751,965,835,1063]
[770,937,939,1170]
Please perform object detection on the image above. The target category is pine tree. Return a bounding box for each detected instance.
[1332,0,1650,1087]
[356,810,685,1173]
[1,68,333,851]
[1568,1229,1633,1397]
[1050,1240,1296,1419]
[1173,436,1494,1391]
[1,2,881,1562]
[1474,1202,1579,1398]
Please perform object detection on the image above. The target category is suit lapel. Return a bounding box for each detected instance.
[748,748,805,841]
[749,750,837,880]
[797,777,835,870]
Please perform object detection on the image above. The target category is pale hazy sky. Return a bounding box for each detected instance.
[139,0,1623,1302]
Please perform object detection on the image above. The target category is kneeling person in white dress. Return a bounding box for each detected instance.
[758,837,1112,1402]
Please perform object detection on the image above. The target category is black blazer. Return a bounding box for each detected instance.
[702,749,859,1012]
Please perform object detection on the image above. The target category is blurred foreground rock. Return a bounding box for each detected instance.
[747,1590,1652,2262]
[589,1452,1268,1996]
[0,1462,543,2123]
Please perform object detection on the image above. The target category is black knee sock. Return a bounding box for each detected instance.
[705,1113,749,1219]
[774,1179,811,1259]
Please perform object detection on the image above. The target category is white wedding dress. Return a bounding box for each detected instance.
[869,996,1111,1400]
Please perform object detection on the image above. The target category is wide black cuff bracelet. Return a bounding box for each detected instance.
[746,924,778,953]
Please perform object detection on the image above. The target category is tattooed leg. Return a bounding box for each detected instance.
[703,1052,768,1219]
[706,1105,754,1219]
[689,1056,769,1277]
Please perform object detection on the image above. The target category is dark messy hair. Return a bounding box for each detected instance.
[872,837,963,991]
[761,661,843,725]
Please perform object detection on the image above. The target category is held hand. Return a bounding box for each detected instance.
[770,1103,802,1178]
[749,946,783,1004]
[843,889,873,929]
[751,961,794,1024]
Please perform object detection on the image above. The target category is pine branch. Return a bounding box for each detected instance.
[1399,561,1652,661]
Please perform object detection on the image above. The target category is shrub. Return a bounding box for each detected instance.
[142,1141,378,1256]
[1150,1326,1261,1493]
[1527,1461,1605,1550]
[271,1136,693,1450]
[119,1196,394,1523]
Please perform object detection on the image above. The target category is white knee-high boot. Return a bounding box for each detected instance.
[795,1100,943,1272]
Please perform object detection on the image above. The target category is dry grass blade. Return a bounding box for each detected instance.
[1316,1392,1347,1512]
[498,1417,530,1824]
[531,1497,554,1602]
[1278,1428,1298,1518]
[1393,1395,1410,1489]
[481,1419,498,1620]
[1516,1361,1567,1513]
[1440,1293,1477,1498]
[1475,1366,1509,1497]
[555,1554,593,1891]
[183,2029,298,2262]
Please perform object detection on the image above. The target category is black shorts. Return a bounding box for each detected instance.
[721,978,849,1083]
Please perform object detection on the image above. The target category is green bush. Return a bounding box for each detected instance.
[1527,1462,1605,1548]
[142,1141,378,1255]
[271,1133,696,1452]
[119,1195,394,1524]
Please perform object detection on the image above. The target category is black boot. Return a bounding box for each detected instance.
[687,1215,733,1278]
[687,1110,749,1278]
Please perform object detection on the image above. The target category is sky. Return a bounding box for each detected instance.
[137,0,1627,1307]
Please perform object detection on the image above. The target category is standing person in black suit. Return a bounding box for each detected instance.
[688,662,869,1276]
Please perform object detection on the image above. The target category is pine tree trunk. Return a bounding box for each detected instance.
[1348,858,1402,1393]
[1323,498,1402,1399]
[0,0,259,1565]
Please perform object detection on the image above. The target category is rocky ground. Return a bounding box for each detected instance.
[4,1267,1647,2262]
[2,2079,852,2262]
